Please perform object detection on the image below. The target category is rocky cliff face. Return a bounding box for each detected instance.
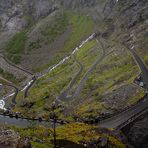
[103,0,148,26]
[103,0,148,49]
[0,128,31,148]
[56,0,98,9]
[0,0,56,51]
[0,0,103,32]
[0,0,102,48]
[0,0,55,31]
[1,0,147,36]
[0,0,105,77]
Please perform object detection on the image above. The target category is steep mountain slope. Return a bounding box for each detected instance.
[14,1,145,116]
[0,0,147,116]
[0,0,148,147]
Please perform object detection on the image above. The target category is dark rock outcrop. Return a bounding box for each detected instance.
[127,114,148,148]
[0,128,31,148]
[0,0,55,31]
[102,0,148,53]
[0,0,100,32]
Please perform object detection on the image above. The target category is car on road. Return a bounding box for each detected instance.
[139,82,144,87]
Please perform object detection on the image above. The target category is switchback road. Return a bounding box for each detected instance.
[98,44,148,129]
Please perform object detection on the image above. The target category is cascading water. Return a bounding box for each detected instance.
[0,33,96,110]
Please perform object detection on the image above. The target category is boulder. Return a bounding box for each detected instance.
[0,128,31,148]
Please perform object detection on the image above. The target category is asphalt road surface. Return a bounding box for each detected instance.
[98,44,148,129]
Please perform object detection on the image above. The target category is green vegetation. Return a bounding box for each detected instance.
[74,100,104,119]
[5,30,27,64]
[1,2,147,147]
[127,89,145,105]
[0,68,14,81]
[11,126,53,148]
[63,11,94,52]
[41,12,68,43]
[3,9,144,135]
[23,15,34,28]
[15,36,143,120]
[9,123,125,148]
[28,39,42,50]
[35,10,94,72]
[144,50,148,66]
[0,68,22,84]
[57,123,98,143]
[76,40,97,59]
[15,39,98,118]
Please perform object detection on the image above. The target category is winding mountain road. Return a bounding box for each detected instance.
[0,79,19,109]
[57,55,84,100]
[99,96,148,129]
[73,39,104,97]
[24,76,36,98]
[57,38,112,101]
[73,39,114,98]
[125,44,148,90]
[1,33,148,131]
[5,84,18,105]
[0,53,36,103]
[0,78,19,110]
[97,43,148,129]
[0,34,96,110]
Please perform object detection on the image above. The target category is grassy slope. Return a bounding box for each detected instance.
[15,34,144,120]
[13,10,95,116]
[35,10,94,72]
[4,30,27,64]
[5,10,144,121]
[4,14,34,64]
[1,4,147,148]
[10,123,125,148]
[40,12,68,44]
[15,40,98,118]
[0,68,19,84]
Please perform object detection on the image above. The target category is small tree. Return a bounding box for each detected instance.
[49,102,58,148]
